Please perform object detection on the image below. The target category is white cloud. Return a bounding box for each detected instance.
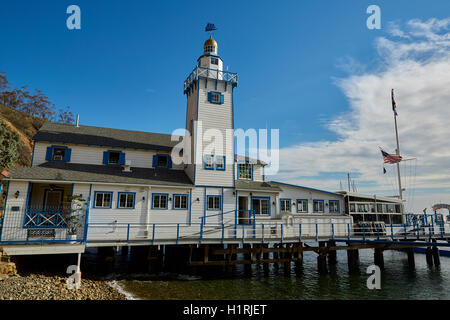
[270,17,450,212]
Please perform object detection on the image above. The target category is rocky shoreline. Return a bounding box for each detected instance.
[0,272,128,300]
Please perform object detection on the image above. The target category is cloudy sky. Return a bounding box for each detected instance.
[271,17,450,213]
[1,1,449,213]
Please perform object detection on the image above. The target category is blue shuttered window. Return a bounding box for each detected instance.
[103,151,126,166]
[45,146,72,162]
[207,91,224,104]
[152,154,172,169]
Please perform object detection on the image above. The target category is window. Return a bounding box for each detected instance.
[46,146,71,162]
[94,192,113,208]
[103,150,125,166]
[238,163,252,180]
[204,155,214,170]
[350,203,356,212]
[108,151,121,165]
[207,91,224,104]
[296,199,308,213]
[329,200,340,213]
[205,45,215,53]
[152,154,172,169]
[252,197,270,215]
[216,156,225,171]
[152,194,168,209]
[207,195,221,210]
[118,193,135,209]
[173,194,188,210]
[280,199,291,212]
[52,148,66,161]
[313,200,324,213]
[211,57,218,65]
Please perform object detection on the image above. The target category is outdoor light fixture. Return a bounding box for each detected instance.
[169,197,172,201]
[196,198,200,202]
[142,197,145,201]
[14,191,20,198]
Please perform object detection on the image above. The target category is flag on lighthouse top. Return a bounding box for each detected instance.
[205,23,217,32]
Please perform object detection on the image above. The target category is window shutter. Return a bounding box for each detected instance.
[167,156,172,169]
[220,94,224,104]
[64,148,72,162]
[45,147,53,161]
[152,155,158,168]
[103,151,109,165]
[207,92,212,103]
[119,152,126,165]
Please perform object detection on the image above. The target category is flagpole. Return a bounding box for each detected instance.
[392,89,403,205]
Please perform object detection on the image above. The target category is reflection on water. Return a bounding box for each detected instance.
[81,247,450,300]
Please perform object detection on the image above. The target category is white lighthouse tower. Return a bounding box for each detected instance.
[183,29,238,188]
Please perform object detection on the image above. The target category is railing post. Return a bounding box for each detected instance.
[262,224,265,243]
[362,223,365,241]
[152,224,155,245]
[347,223,350,241]
[376,223,380,240]
[200,217,204,243]
[222,223,225,243]
[404,224,407,240]
[299,223,302,242]
[242,224,245,244]
[281,224,284,244]
[331,223,335,240]
[315,223,318,242]
[126,224,130,244]
[176,223,180,245]
[391,223,394,241]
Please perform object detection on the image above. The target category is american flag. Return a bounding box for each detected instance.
[380,149,402,164]
[391,89,398,116]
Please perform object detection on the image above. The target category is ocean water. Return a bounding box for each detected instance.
[101,249,450,300]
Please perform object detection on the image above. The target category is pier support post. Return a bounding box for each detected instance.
[347,247,359,273]
[374,248,384,270]
[121,246,129,256]
[243,244,252,274]
[425,247,433,266]
[317,242,328,274]
[406,248,415,268]
[294,243,303,275]
[283,244,292,274]
[432,240,440,266]
[262,244,269,273]
[327,241,337,265]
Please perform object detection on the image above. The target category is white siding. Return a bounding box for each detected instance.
[2,181,29,241]
[194,79,234,187]
[32,142,183,170]
[276,185,344,215]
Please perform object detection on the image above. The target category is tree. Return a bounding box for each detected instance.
[0,120,22,169]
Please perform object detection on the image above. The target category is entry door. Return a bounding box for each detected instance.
[44,190,63,209]
[238,196,249,225]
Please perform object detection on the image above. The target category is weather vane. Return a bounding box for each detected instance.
[205,23,217,36]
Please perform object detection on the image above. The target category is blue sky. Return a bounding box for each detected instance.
[1,1,450,211]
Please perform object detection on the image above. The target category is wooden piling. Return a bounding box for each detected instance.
[406,248,415,268]
[347,247,359,273]
[317,241,328,274]
[374,248,384,270]
[425,246,433,266]
[432,240,440,266]
[327,241,337,265]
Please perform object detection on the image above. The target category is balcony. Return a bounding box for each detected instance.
[184,66,238,94]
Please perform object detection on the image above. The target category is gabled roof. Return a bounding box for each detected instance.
[6,162,193,187]
[270,181,344,197]
[33,122,181,152]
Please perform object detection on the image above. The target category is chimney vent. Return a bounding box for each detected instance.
[76,115,80,127]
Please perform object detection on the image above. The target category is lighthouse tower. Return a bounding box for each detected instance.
[183,34,238,187]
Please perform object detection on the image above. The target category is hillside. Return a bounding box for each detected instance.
[0,104,46,167]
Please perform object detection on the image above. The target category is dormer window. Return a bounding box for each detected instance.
[152,154,172,169]
[211,57,218,65]
[108,151,121,165]
[103,150,125,166]
[52,148,66,161]
[45,145,72,162]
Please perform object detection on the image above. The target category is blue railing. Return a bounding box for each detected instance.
[23,206,72,229]
[184,66,238,93]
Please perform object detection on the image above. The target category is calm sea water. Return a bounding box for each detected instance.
[99,248,450,300]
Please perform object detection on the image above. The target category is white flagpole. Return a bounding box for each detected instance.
[392,89,404,213]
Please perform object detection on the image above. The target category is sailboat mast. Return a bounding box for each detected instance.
[392,89,403,202]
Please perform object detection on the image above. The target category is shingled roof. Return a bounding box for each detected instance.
[33,122,181,151]
[235,180,281,192]
[6,162,193,187]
